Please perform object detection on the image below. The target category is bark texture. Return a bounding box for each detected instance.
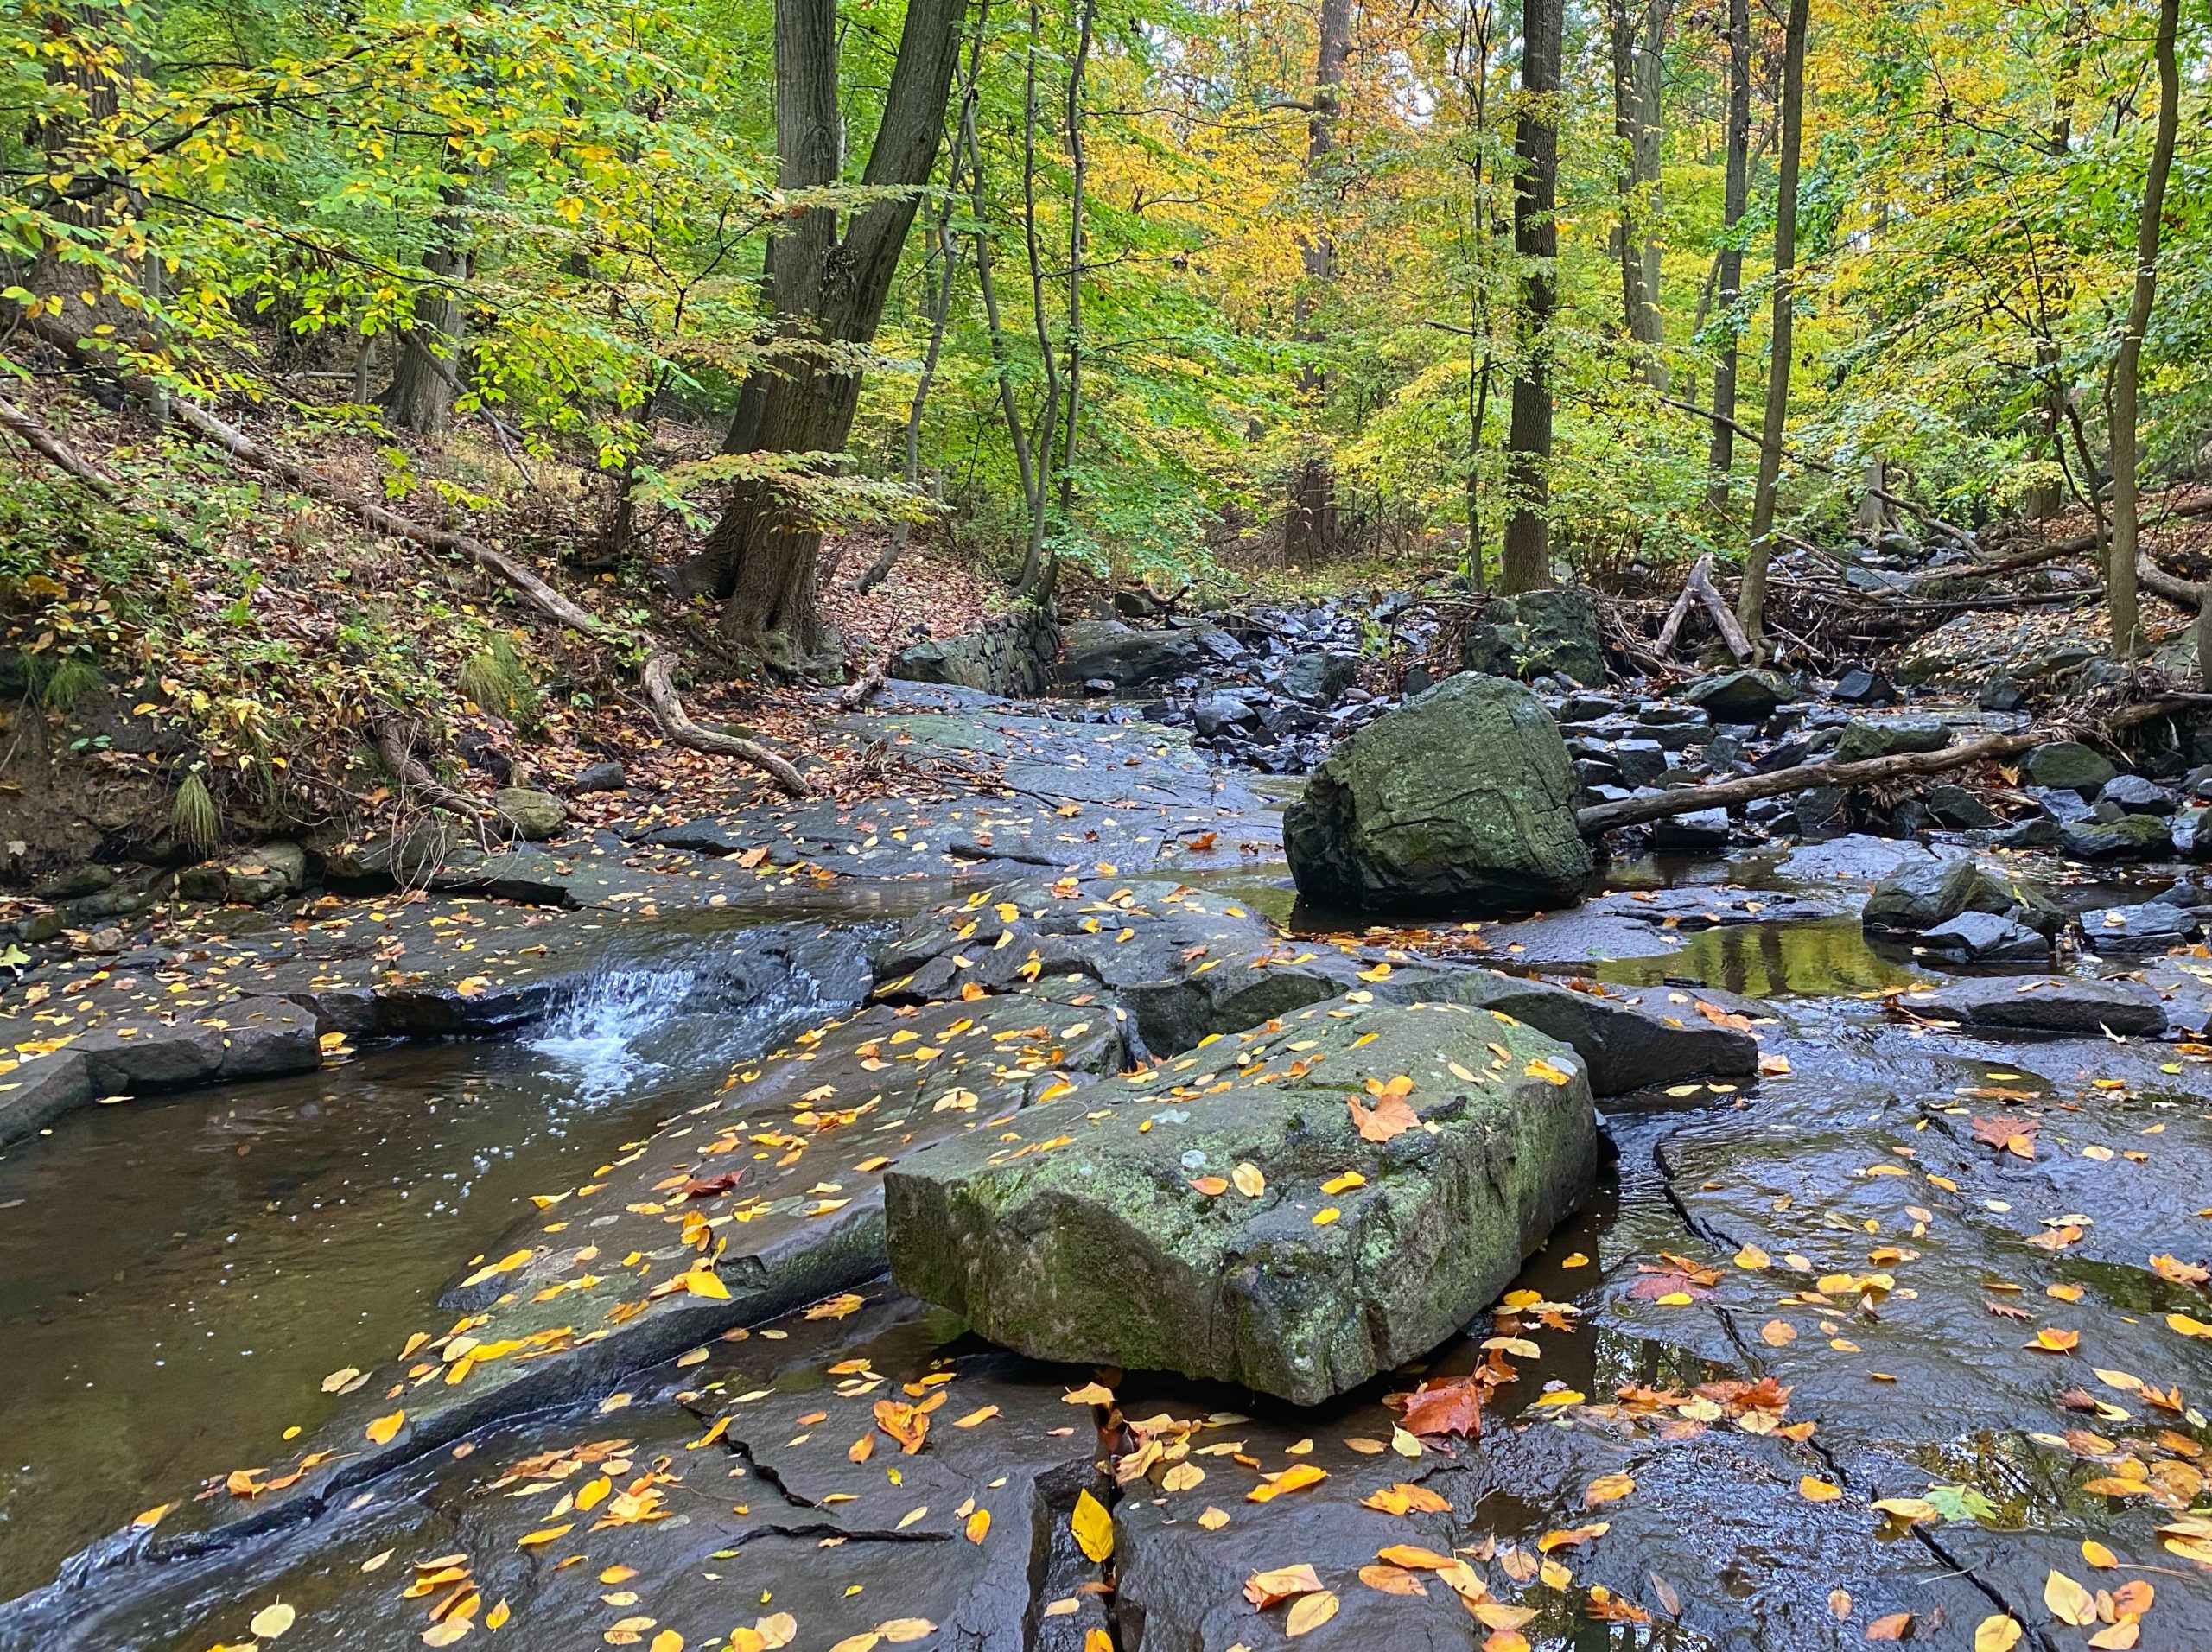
[1501,0,1563,594]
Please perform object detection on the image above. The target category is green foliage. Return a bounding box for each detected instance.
[456,634,541,728]
[170,767,220,853]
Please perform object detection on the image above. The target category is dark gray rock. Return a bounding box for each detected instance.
[1283,674,1593,916]
[1862,854,2061,936]
[2020,740,2118,793]
[887,995,1599,1403]
[1903,975,2166,1037]
[1702,732,1748,771]
[2081,902,2199,956]
[1923,783,1999,829]
[1978,675,2027,712]
[1190,692,1257,738]
[1649,806,1732,850]
[2098,772,2178,816]
[1832,715,1951,764]
[893,606,1060,697]
[1684,668,1800,722]
[1831,666,1896,704]
[1611,737,1669,785]
[1056,620,1203,689]
[1279,650,1359,704]
[1916,912,2051,963]
[2059,812,2171,860]
[569,759,627,793]
[1997,816,2067,850]
[2031,785,2096,823]
[1458,589,1603,685]
[0,1051,91,1146]
[32,863,111,900]
[1795,785,1848,839]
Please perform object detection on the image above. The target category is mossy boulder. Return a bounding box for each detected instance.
[1283,673,1592,915]
[492,787,567,842]
[886,994,1599,1404]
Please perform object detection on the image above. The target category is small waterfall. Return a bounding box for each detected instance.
[526,967,702,1101]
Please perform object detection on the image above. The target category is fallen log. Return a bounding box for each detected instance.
[1654,553,1753,663]
[833,654,892,711]
[1575,696,2207,836]
[0,390,119,496]
[643,652,810,797]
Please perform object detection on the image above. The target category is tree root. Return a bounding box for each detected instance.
[642,652,811,797]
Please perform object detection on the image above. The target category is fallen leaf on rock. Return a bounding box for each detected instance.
[1866,1612,1912,1641]
[1285,1591,1339,1636]
[249,1603,296,1639]
[1350,1091,1419,1142]
[1249,1463,1327,1502]
[2082,1540,2120,1567]
[1397,1374,1483,1439]
[1974,1614,2022,1652]
[1798,1477,1842,1503]
[1361,1483,1452,1515]
[366,1411,404,1445]
[1063,1382,1115,1405]
[2044,1569,2097,1627]
[1584,1473,1635,1508]
[1760,1319,1798,1346]
[1535,1523,1608,1553]
[1198,1506,1230,1530]
[2031,1327,2081,1353]
[1244,1564,1324,1608]
[1071,1489,1114,1561]
[1359,1563,1427,1596]
[1971,1115,2040,1160]
[2151,1254,2209,1285]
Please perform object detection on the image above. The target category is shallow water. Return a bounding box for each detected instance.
[0,924,859,1595]
[1591,914,1927,998]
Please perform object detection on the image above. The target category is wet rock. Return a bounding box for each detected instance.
[1916,911,2051,963]
[1977,673,2027,711]
[1922,782,1999,829]
[2019,740,2118,794]
[181,841,308,905]
[1508,588,1604,685]
[1648,805,1732,851]
[491,786,566,842]
[1903,974,2166,1036]
[892,605,1060,697]
[1611,737,1669,786]
[2098,772,2177,816]
[0,1051,91,1145]
[1830,665,1895,704]
[1702,732,1747,772]
[1417,972,1757,1094]
[2058,812,2171,860]
[1283,674,1592,916]
[31,862,111,900]
[1192,691,1259,738]
[569,758,627,793]
[1057,620,1205,689]
[1794,785,1849,839]
[887,996,1597,1403]
[2080,901,2199,956]
[2174,806,2212,858]
[70,995,321,1094]
[1683,668,1799,722]
[1280,650,1360,704]
[1831,715,1951,764]
[1862,855,2061,937]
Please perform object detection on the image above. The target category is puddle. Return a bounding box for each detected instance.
[1592,916,1928,999]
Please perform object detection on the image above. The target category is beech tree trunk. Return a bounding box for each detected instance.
[1704,0,1751,509]
[699,0,969,666]
[1282,0,1352,565]
[383,186,472,437]
[2107,0,2179,663]
[1608,0,1667,390]
[1734,0,1808,651]
[1501,0,1563,594]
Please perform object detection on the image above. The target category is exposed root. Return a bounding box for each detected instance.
[642,652,811,797]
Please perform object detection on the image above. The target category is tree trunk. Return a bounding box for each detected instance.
[1704,0,1751,510]
[1734,0,1808,651]
[1608,0,1667,389]
[2107,0,2179,663]
[1012,0,1063,594]
[382,186,472,437]
[1501,0,1563,594]
[702,0,969,665]
[2026,8,2087,521]
[1282,0,1353,564]
[1036,0,1097,601]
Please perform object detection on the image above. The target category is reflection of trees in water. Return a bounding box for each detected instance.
[1601,919,1923,1001]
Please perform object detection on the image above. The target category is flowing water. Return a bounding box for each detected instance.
[0,924,862,1594]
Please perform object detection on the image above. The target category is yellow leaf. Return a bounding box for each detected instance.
[755,1613,798,1649]
[683,1267,732,1299]
[365,1411,404,1445]
[1248,1462,1328,1502]
[486,1599,510,1630]
[423,1623,473,1648]
[1084,1632,1113,1652]
[650,1633,685,1652]
[2081,1540,2120,1568]
[518,1523,572,1547]
[965,1508,990,1543]
[875,1623,935,1645]
[2043,1570,2096,1626]
[1232,1162,1266,1198]
[1313,1207,1341,1226]
[1733,1243,1770,1269]
[1523,1057,1573,1086]
[1285,1591,1340,1636]
[1320,1172,1365,1195]
[1071,1489,1114,1560]
[954,1406,999,1427]
[1797,1477,1841,1503]
[1584,1472,1635,1507]
[132,1503,173,1528]
[1198,1506,1230,1529]
[1974,1616,2021,1652]
[321,1367,362,1393]
[250,1603,297,1639]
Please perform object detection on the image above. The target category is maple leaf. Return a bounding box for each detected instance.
[1970,1115,2040,1159]
[1395,1373,1483,1439]
[1348,1092,1418,1142]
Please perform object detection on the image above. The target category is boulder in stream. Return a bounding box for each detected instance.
[1861,854,2063,937]
[1283,672,1592,915]
[887,994,1598,1404]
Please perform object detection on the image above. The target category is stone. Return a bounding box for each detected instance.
[2059,813,2171,860]
[69,996,322,1094]
[1795,786,1848,839]
[569,759,627,793]
[1978,675,2027,712]
[2031,785,2095,823]
[1997,816,2066,850]
[1279,651,1359,704]
[1916,912,2051,963]
[1684,669,1800,722]
[1190,692,1257,739]
[2098,773,2177,816]
[886,995,1599,1404]
[1510,587,1605,685]
[491,787,566,842]
[1862,855,2062,936]
[1283,674,1593,916]
[1832,715,1952,764]
[1055,620,1202,689]
[1702,732,1748,772]
[892,607,1061,699]
[0,1051,92,1147]
[221,841,307,905]
[1903,975,2166,1038]
[2019,740,2118,794]
[1649,806,1732,851]
[2175,807,2212,859]
[1611,737,1669,785]
[1923,783,1999,829]
[1831,666,1896,705]
[2081,903,2199,956]
[32,863,111,900]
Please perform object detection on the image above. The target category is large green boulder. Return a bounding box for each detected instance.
[886,994,1598,1405]
[1283,673,1592,915]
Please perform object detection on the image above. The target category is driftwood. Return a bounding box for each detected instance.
[1655,552,1753,662]
[1577,696,2207,836]
[833,655,892,711]
[0,390,120,495]
[643,652,810,797]
[22,315,811,796]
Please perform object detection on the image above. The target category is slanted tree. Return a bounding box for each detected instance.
[1734,0,1808,651]
[1500,0,1562,594]
[696,0,969,666]
[2107,0,2180,662]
